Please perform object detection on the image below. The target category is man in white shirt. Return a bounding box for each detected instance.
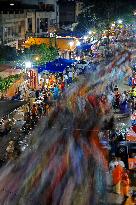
[109,157,118,172]
[64,74,68,84]
[117,157,125,168]
[68,71,73,84]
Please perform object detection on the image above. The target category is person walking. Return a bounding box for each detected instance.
[53,85,59,100]
[109,156,118,172]
[123,191,136,205]
[112,164,123,194]
[68,70,73,84]
[61,81,65,92]
[117,157,125,168]
[6,141,15,160]
[121,170,130,202]
[114,91,121,110]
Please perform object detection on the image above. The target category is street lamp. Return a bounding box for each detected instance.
[35,56,39,61]
[69,41,74,47]
[83,36,88,42]
[117,19,123,24]
[111,23,116,27]
[88,30,92,35]
[76,41,81,46]
[25,61,32,69]
[69,41,74,59]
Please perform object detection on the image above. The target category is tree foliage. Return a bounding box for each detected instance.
[74,0,136,35]
[0,74,21,92]
[19,44,58,65]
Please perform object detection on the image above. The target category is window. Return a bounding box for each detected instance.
[15,10,19,14]
[40,18,48,32]
[39,3,55,12]
[45,4,55,12]
[28,18,32,32]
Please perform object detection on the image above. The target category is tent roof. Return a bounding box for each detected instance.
[0,65,13,72]
[0,100,26,118]
[36,58,77,73]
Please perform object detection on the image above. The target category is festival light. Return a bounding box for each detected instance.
[84,36,88,40]
[117,19,123,24]
[88,30,92,35]
[35,56,39,61]
[25,61,32,69]
[111,23,116,27]
[69,41,74,47]
[76,41,81,46]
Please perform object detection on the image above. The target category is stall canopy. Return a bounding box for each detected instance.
[0,64,22,78]
[77,40,98,51]
[36,58,77,73]
[0,100,26,118]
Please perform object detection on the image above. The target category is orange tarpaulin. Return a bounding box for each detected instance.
[24,37,78,51]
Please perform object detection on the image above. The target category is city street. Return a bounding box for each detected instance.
[0,0,136,204]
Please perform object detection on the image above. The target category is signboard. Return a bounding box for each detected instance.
[128,158,136,170]
[126,127,136,142]
[28,69,38,89]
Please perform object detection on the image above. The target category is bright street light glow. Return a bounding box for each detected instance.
[69,41,74,47]
[88,30,92,35]
[25,61,32,69]
[10,3,14,6]
[76,41,81,46]
[35,56,39,61]
[117,19,123,24]
[111,23,115,27]
[84,36,88,40]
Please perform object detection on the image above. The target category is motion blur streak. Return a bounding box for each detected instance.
[0,75,111,205]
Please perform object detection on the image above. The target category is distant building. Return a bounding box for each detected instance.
[75,1,83,21]
[0,0,59,47]
[22,0,59,33]
[0,1,27,47]
[58,0,83,27]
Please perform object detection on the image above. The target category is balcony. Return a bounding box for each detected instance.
[0,13,26,23]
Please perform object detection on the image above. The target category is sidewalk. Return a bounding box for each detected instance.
[105,173,136,205]
[105,172,124,205]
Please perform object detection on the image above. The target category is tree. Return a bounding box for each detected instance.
[74,0,135,35]
[0,74,21,92]
[19,44,58,65]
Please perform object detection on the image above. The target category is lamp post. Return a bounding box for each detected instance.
[25,61,32,73]
[69,41,74,59]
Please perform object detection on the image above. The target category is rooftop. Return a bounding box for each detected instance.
[0,1,38,11]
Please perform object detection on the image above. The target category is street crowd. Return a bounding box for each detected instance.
[0,45,136,204]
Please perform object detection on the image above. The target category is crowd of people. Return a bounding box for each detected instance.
[109,155,136,204]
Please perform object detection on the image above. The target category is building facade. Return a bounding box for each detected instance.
[0,8,26,46]
[0,0,59,47]
[75,1,83,21]
[58,0,83,26]
[23,0,59,34]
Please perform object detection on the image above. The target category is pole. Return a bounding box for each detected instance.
[107,11,110,58]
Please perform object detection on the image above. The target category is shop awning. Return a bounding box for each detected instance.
[37,58,77,73]
[0,100,26,118]
[77,41,98,51]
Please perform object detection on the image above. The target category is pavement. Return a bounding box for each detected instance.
[106,77,136,204]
